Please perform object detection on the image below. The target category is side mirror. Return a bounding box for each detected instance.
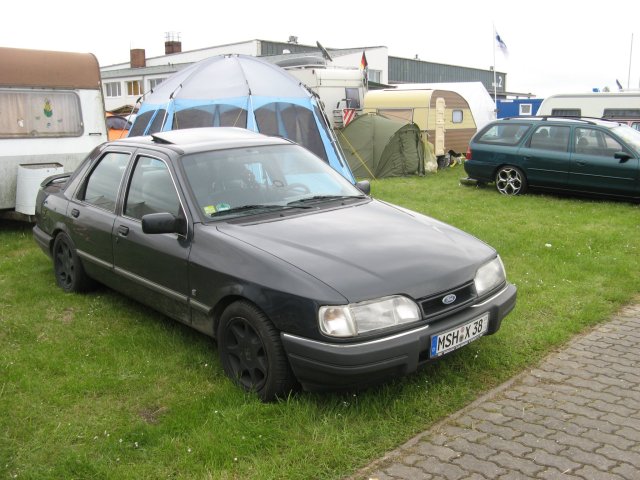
[142,212,182,234]
[355,180,371,195]
[614,151,632,163]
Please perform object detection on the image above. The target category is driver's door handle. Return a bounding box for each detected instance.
[117,225,129,236]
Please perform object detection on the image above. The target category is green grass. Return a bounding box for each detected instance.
[1,168,639,479]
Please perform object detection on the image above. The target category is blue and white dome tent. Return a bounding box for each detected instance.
[129,54,355,182]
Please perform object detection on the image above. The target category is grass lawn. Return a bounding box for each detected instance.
[1,167,639,479]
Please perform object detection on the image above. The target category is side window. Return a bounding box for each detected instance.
[452,110,463,124]
[81,152,130,212]
[545,126,570,152]
[124,156,181,220]
[477,123,530,145]
[575,127,624,158]
[528,125,569,152]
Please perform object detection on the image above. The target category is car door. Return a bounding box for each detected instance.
[570,127,639,196]
[67,149,132,284]
[519,125,571,188]
[112,151,191,324]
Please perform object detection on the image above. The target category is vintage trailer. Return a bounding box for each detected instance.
[0,47,107,216]
[363,88,477,157]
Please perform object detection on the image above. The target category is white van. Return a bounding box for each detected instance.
[0,47,107,216]
[537,92,640,130]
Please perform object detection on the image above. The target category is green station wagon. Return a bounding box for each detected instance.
[463,117,640,200]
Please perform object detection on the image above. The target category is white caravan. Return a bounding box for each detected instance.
[537,92,640,129]
[0,47,107,217]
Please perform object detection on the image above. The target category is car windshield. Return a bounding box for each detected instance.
[611,124,640,153]
[181,144,364,219]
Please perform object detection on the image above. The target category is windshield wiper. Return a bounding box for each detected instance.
[210,204,312,217]
[287,195,366,206]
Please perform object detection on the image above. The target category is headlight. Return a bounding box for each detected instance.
[319,295,421,338]
[474,256,506,297]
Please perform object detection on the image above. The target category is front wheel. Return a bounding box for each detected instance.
[52,232,95,293]
[495,166,527,195]
[217,300,296,402]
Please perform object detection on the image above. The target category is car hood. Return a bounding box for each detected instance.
[216,200,496,302]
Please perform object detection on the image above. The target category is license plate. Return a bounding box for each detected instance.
[430,313,489,358]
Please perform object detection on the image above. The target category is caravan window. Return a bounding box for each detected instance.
[345,88,361,109]
[0,89,83,138]
[551,108,580,117]
[452,110,463,124]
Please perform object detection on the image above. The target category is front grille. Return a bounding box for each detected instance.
[419,282,476,322]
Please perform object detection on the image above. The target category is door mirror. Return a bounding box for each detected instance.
[355,180,371,195]
[614,151,632,163]
[142,212,182,234]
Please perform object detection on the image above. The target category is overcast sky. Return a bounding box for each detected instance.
[3,0,638,98]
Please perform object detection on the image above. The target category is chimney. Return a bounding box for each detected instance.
[165,31,182,54]
[130,48,146,68]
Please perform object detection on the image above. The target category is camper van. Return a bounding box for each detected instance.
[537,92,640,129]
[363,88,477,157]
[283,63,366,129]
[0,47,107,217]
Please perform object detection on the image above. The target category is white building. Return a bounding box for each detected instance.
[100,37,388,113]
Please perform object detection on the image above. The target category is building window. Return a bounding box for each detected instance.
[105,82,121,98]
[149,78,167,91]
[519,103,532,116]
[367,70,381,84]
[452,110,463,123]
[126,81,143,97]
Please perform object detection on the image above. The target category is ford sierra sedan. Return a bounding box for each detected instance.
[34,127,516,401]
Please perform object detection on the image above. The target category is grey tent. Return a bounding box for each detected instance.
[129,54,355,182]
[337,113,429,179]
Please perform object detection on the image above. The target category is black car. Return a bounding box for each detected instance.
[464,117,640,199]
[34,127,516,401]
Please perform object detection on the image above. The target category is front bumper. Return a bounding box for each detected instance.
[282,282,517,391]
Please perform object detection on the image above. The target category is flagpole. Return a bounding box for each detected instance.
[628,33,634,89]
[493,25,497,112]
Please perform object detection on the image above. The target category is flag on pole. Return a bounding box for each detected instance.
[360,51,369,87]
[495,32,509,58]
[360,51,368,70]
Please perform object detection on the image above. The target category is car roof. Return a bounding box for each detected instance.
[497,116,622,128]
[110,127,292,154]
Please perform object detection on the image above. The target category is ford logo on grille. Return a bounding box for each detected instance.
[442,294,457,305]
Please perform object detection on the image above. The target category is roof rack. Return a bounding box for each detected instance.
[502,115,610,126]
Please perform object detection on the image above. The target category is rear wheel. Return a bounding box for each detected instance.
[217,300,296,402]
[495,166,527,195]
[52,232,94,293]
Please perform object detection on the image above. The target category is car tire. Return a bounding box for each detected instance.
[495,166,527,195]
[217,300,297,402]
[52,232,95,293]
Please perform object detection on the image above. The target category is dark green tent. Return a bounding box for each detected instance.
[337,113,430,179]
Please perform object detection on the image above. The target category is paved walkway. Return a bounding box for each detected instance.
[350,302,640,480]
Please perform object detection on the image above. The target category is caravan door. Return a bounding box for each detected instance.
[434,97,446,156]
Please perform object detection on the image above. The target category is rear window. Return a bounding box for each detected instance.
[475,123,530,146]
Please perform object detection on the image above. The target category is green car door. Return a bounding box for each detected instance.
[569,126,639,197]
